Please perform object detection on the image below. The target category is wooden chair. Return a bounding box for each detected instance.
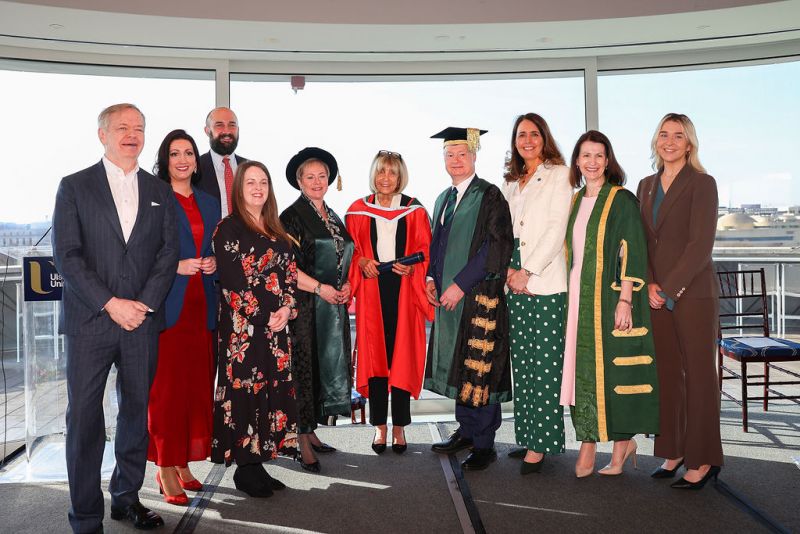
[717,268,800,431]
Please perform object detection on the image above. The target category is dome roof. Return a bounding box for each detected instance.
[717,213,756,231]
[751,215,773,227]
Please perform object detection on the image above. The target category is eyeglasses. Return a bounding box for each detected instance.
[377,150,403,160]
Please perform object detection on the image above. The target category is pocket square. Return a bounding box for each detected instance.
[151,201,160,206]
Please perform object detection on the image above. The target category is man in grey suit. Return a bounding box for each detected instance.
[197,106,248,219]
[52,103,179,533]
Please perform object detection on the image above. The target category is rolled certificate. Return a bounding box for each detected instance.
[377,252,425,273]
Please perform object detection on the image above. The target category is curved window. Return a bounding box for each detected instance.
[231,74,586,216]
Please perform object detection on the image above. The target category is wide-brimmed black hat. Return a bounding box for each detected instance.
[285,147,339,190]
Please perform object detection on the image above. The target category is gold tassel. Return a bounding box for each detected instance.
[337,173,342,191]
[467,128,481,153]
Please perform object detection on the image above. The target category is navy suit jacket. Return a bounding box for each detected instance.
[52,160,179,335]
[163,186,220,330]
[197,151,247,217]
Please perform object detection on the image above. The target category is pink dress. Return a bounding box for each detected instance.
[560,196,597,407]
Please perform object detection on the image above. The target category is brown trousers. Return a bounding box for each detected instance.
[650,298,724,469]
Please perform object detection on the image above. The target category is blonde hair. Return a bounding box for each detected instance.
[650,113,706,173]
[368,152,408,194]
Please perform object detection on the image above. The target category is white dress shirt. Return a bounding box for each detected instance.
[103,157,139,243]
[376,194,401,262]
[209,150,240,218]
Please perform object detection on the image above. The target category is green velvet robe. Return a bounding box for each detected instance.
[565,183,659,442]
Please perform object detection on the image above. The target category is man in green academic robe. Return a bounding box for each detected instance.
[425,126,514,471]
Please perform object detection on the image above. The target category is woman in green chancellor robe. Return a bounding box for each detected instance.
[280,147,354,474]
[560,131,659,478]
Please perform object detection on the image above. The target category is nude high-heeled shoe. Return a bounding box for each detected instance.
[598,439,638,476]
[575,442,596,478]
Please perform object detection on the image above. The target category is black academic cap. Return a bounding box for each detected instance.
[430,127,487,152]
[285,147,339,190]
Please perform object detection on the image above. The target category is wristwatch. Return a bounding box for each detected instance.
[314,282,322,295]
[523,268,533,276]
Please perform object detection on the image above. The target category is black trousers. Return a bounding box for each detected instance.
[368,377,411,426]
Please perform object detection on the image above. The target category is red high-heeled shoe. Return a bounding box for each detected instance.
[176,469,203,492]
[155,471,189,506]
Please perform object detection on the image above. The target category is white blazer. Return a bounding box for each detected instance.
[501,163,573,295]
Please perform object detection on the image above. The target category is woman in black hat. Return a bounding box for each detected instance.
[279,147,354,473]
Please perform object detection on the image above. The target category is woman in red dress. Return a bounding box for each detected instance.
[147,129,220,505]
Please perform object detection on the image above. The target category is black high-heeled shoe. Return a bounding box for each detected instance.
[391,428,407,454]
[651,458,684,479]
[521,455,545,475]
[233,465,273,498]
[297,457,321,473]
[311,442,337,453]
[671,465,720,490]
[372,442,387,454]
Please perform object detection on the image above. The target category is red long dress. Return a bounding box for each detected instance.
[147,192,214,466]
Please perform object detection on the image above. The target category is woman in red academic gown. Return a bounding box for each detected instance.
[346,150,433,454]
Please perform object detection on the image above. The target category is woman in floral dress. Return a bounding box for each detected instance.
[211,160,299,498]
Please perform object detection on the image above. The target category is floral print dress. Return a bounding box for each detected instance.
[211,215,299,466]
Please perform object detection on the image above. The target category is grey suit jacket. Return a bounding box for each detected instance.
[52,160,179,335]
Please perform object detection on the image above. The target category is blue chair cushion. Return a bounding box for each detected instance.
[719,336,800,359]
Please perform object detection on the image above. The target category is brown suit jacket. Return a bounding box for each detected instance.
[636,165,718,301]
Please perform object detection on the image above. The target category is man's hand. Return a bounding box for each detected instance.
[649,283,666,310]
[439,283,465,311]
[105,297,148,331]
[425,280,439,307]
[268,306,291,332]
[177,258,203,276]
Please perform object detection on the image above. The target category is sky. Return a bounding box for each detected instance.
[0,59,797,224]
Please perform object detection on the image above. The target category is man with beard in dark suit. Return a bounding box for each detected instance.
[197,107,248,219]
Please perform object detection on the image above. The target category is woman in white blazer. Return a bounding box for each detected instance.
[501,113,573,474]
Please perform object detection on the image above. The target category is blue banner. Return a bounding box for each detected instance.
[23,256,63,302]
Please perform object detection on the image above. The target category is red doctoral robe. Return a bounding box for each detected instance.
[346,195,433,399]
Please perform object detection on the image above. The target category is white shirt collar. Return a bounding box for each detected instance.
[209,150,237,169]
[452,173,476,194]
[102,156,138,180]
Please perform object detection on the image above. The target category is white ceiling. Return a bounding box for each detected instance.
[0,0,798,62]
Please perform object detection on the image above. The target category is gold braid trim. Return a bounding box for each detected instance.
[474,294,498,310]
[471,317,496,333]
[472,385,489,406]
[611,327,649,337]
[464,358,492,377]
[593,186,620,443]
[468,338,495,356]
[459,383,474,403]
[612,355,653,366]
[614,384,654,395]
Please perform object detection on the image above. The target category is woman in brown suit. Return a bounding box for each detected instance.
[636,113,723,489]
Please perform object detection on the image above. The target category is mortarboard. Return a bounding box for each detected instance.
[430,127,488,153]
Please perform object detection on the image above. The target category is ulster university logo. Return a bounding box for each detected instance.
[23,257,63,302]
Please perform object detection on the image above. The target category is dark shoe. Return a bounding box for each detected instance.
[233,465,273,498]
[507,447,527,459]
[296,456,321,473]
[461,448,497,471]
[521,455,545,475]
[311,442,337,453]
[671,466,721,490]
[372,442,387,454]
[651,459,685,479]
[392,428,407,454]
[110,501,165,530]
[264,471,286,490]
[431,432,473,454]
